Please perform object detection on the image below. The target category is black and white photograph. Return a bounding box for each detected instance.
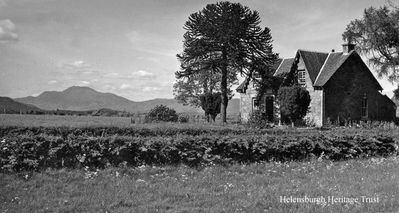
[1,0,399,212]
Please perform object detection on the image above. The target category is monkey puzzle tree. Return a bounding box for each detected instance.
[176,1,278,123]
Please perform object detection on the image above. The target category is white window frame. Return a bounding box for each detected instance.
[298,69,306,86]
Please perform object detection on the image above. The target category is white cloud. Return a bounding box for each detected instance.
[0,19,18,43]
[78,80,90,85]
[120,83,135,90]
[63,60,92,69]
[104,84,116,90]
[130,70,155,79]
[142,86,161,92]
[47,80,57,85]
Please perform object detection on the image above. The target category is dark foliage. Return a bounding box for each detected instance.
[0,127,397,172]
[277,86,311,125]
[394,85,399,99]
[144,105,178,123]
[246,110,271,129]
[199,93,222,122]
[176,1,278,123]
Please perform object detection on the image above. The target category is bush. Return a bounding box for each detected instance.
[246,110,272,129]
[178,114,189,123]
[278,86,311,126]
[145,105,178,123]
[1,127,398,172]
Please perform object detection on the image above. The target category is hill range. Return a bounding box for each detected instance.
[0,97,43,114]
[12,86,240,115]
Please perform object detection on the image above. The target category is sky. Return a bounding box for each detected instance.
[0,0,397,101]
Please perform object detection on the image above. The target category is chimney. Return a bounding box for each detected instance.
[342,42,355,54]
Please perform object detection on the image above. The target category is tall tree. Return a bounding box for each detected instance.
[176,1,278,123]
[343,4,399,82]
[173,68,235,121]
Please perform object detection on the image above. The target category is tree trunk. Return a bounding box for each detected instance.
[220,49,228,124]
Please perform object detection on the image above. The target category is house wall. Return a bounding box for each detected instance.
[297,56,324,126]
[323,54,396,123]
[239,81,258,122]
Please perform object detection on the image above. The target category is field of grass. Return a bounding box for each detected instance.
[1,114,399,212]
[0,114,134,127]
[0,114,242,127]
[1,157,398,213]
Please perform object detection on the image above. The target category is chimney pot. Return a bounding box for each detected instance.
[342,42,355,54]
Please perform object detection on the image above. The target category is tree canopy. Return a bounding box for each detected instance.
[343,4,399,82]
[176,1,278,123]
[173,66,235,108]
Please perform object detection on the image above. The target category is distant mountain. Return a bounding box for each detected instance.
[15,86,133,111]
[0,96,43,113]
[15,86,240,115]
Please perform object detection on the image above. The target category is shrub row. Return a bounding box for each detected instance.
[2,126,397,139]
[0,126,294,138]
[1,133,397,172]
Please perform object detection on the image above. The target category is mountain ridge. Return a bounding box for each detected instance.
[14,86,240,115]
[0,96,43,113]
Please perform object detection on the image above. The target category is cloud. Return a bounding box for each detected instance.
[78,80,90,85]
[142,86,161,92]
[62,60,92,69]
[47,80,58,85]
[120,83,135,90]
[102,70,156,80]
[130,70,155,79]
[0,19,18,43]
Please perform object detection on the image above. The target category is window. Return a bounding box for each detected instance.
[252,97,259,112]
[298,70,306,86]
[361,94,368,118]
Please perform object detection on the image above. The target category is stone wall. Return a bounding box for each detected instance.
[239,81,258,122]
[296,56,324,126]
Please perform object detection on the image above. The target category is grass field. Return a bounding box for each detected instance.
[0,114,242,127]
[1,114,399,212]
[0,114,134,127]
[1,157,398,213]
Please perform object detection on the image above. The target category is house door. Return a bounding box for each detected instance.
[265,96,274,122]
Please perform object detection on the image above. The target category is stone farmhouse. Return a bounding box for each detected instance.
[236,43,397,127]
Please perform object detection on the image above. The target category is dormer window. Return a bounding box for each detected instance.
[298,69,306,86]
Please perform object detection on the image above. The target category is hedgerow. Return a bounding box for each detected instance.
[1,131,398,172]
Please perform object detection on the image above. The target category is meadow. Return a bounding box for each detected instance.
[1,114,399,212]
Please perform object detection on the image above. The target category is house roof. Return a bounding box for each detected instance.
[298,50,328,83]
[313,51,352,86]
[238,48,384,93]
[274,58,295,77]
[236,59,283,93]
